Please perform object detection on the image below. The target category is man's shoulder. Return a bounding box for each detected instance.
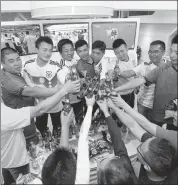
[101,57,108,63]
[1,69,20,82]
[49,60,62,69]
[24,59,36,67]
[128,50,137,57]
[158,62,171,72]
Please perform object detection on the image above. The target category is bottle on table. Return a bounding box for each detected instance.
[69,125,73,139]
[53,129,59,145]
[57,127,61,141]
[29,141,37,159]
[46,127,52,142]
[37,132,44,148]
[31,158,40,172]
[43,132,51,152]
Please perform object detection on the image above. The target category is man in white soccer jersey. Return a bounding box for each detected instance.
[23,36,68,137]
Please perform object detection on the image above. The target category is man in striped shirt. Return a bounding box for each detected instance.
[116,40,166,120]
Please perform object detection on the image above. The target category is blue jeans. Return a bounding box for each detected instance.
[2,164,29,185]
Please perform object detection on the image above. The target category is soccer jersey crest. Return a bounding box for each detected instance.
[46,71,52,79]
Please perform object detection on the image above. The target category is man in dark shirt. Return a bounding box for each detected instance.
[96,99,138,185]
[110,96,177,185]
[75,40,95,78]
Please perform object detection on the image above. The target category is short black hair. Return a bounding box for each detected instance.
[4,34,8,37]
[57,39,74,53]
[26,31,29,35]
[1,47,18,64]
[172,34,178,44]
[150,40,166,51]
[145,138,176,176]
[35,36,53,49]
[99,157,137,185]
[92,40,106,53]
[112,39,127,49]
[75,40,88,51]
[42,147,76,185]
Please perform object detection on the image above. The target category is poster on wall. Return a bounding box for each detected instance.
[92,22,137,49]
[43,23,89,51]
[1,25,41,56]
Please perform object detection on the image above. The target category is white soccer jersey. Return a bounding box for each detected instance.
[23,58,63,113]
[57,58,80,104]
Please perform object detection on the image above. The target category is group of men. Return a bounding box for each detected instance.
[1,33,177,185]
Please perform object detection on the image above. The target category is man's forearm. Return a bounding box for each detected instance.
[22,85,62,98]
[115,77,145,92]
[123,103,157,136]
[75,105,93,184]
[79,106,93,138]
[30,88,66,119]
[60,125,69,148]
[112,106,148,141]
[104,111,128,156]
[119,70,136,78]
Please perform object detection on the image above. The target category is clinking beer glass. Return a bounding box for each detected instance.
[70,66,80,95]
[113,61,120,82]
[64,74,72,116]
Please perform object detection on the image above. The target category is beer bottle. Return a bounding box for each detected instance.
[29,141,37,158]
[113,61,120,82]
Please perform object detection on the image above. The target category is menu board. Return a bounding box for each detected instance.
[92,22,137,49]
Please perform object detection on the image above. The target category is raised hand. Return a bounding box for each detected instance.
[110,94,126,108]
[61,108,74,128]
[107,98,116,109]
[85,95,95,107]
[63,79,81,94]
[96,99,109,115]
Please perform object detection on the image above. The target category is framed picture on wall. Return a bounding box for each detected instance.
[92,22,137,50]
[43,23,89,51]
[1,24,40,56]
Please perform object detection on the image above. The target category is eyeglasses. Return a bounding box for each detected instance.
[148,50,165,55]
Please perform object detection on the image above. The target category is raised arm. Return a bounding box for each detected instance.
[97,99,128,157]
[23,68,64,98]
[30,80,80,119]
[111,95,157,136]
[60,109,75,148]
[119,70,136,78]
[107,99,148,141]
[115,77,146,93]
[75,95,95,184]
[111,95,178,150]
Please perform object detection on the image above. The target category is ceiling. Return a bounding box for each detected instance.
[1,11,156,21]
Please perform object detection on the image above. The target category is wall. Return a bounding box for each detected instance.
[20,23,177,65]
[138,23,177,62]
